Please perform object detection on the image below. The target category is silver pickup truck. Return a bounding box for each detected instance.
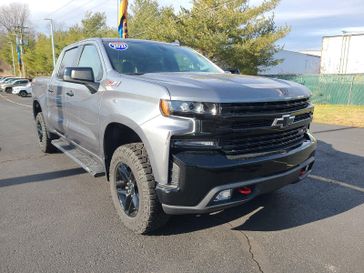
[32,38,316,234]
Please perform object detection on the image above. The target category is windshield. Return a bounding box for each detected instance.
[103,40,223,75]
[4,78,16,83]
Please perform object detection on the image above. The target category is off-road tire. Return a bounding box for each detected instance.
[35,112,55,153]
[110,143,169,234]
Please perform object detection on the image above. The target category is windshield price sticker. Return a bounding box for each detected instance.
[109,42,128,51]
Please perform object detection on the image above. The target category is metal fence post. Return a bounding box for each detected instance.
[348,75,355,105]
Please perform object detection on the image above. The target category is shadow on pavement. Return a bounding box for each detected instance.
[312,126,356,134]
[0,168,85,187]
[154,140,364,236]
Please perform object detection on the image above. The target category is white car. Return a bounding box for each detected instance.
[12,83,32,97]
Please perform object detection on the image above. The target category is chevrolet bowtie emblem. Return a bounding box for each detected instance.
[271,114,295,128]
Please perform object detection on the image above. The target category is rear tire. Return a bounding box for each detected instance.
[35,112,55,153]
[109,143,169,234]
[19,91,27,97]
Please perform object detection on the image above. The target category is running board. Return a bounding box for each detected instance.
[51,138,105,177]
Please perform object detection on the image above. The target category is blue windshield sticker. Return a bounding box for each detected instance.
[109,42,128,51]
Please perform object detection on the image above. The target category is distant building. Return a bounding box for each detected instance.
[321,33,364,74]
[259,50,321,75]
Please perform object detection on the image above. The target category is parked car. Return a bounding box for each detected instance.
[32,38,316,234]
[1,78,29,93]
[0,77,21,84]
[0,76,11,83]
[12,82,32,97]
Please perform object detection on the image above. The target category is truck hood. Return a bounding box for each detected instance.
[138,73,311,102]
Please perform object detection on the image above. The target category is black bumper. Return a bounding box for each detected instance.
[156,135,316,215]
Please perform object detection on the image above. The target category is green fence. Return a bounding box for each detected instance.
[269,74,364,105]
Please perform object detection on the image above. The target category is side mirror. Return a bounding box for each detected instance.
[224,68,241,75]
[63,67,95,84]
[63,67,99,93]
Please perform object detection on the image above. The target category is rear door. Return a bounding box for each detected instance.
[47,46,79,134]
[14,79,29,87]
[64,43,104,155]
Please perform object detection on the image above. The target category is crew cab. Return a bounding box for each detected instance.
[32,38,316,234]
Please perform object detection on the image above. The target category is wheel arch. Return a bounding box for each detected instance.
[102,122,157,181]
[33,100,42,119]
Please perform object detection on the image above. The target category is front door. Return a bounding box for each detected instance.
[64,44,104,156]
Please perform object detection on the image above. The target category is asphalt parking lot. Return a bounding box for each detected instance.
[0,92,363,273]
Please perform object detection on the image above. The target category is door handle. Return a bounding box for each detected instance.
[48,89,54,93]
[66,90,74,97]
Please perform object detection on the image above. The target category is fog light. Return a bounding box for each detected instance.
[172,139,216,147]
[214,189,232,202]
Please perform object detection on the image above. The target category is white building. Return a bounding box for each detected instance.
[321,33,364,74]
[259,50,321,75]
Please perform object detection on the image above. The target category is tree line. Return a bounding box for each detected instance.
[0,0,289,77]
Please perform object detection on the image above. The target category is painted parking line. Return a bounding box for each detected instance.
[0,93,32,109]
[309,174,364,193]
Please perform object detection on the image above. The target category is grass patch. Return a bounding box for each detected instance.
[313,104,364,127]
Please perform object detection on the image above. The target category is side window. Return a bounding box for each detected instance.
[78,45,103,81]
[57,47,78,79]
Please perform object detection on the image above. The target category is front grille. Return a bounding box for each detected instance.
[201,112,312,133]
[294,112,312,122]
[220,98,310,116]
[219,126,307,155]
[172,98,312,158]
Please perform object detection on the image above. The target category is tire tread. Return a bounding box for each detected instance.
[110,142,169,234]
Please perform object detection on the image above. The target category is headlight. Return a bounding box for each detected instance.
[160,100,219,117]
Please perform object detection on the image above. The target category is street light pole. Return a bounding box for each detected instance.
[8,42,16,76]
[44,18,56,68]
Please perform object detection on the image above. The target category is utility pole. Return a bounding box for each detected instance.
[14,25,28,77]
[44,18,56,68]
[8,42,16,76]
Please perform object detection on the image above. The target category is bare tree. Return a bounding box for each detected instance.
[0,2,29,32]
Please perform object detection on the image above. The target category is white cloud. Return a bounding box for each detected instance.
[275,10,342,21]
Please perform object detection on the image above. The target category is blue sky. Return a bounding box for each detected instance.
[2,0,364,51]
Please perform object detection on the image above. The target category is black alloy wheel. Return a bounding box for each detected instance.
[109,143,169,234]
[35,112,55,153]
[115,163,139,217]
[36,119,43,143]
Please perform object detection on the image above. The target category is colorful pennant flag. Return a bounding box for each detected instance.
[118,0,128,39]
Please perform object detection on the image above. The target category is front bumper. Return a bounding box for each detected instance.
[157,135,316,215]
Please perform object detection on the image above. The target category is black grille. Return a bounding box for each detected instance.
[219,126,307,155]
[173,98,312,158]
[294,112,312,122]
[221,98,310,116]
[201,112,312,133]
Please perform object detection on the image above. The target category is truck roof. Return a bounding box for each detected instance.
[64,38,178,50]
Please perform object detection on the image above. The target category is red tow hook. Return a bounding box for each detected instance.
[300,166,309,177]
[238,187,252,195]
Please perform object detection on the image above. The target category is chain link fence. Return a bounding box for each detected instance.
[268,74,364,105]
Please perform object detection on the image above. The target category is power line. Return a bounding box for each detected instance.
[48,0,100,20]
[55,0,114,28]
[48,0,75,16]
